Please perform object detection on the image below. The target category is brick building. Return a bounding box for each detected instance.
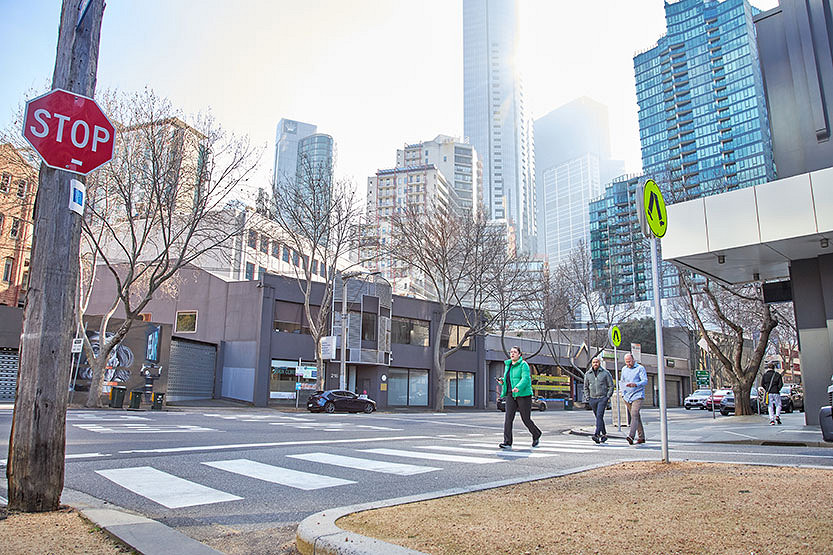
[0,144,37,307]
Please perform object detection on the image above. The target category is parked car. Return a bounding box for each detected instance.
[497,396,548,412]
[705,389,733,411]
[307,390,376,413]
[721,389,795,415]
[780,384,804,413]
[684,389,712,410]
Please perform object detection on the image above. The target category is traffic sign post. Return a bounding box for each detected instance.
[610,326,622,431]
[639,179,670,462]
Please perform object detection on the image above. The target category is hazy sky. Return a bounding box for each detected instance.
[1,0,779,201]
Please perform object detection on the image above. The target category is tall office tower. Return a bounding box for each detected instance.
[463,0,536,253]
[396,135,482,216]
[534,97,624,268]
[365,161,456,300]
[634,0,774,199]
[273,119,319,189]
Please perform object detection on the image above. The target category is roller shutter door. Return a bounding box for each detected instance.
[0,348,19,402]
[167,339,216,402]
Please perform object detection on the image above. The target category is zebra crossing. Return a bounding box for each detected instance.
[93,438,607,509]
[74,423,217,434]
[201,412,404,432]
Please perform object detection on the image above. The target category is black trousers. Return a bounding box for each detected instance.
[503,395,541,445]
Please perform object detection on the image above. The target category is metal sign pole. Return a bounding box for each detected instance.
[650,236,670,462]
[614,345,620,431]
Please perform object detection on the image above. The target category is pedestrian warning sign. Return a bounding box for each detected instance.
[643,179,667,238]
[610,326,622,347]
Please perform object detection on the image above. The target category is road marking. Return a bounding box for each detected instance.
[0,495,6,505]
[117,435,432,455]
[671,448,833,460]
[203,459,354,490]
[724,430,756,439]
[95,466,242,509]
[422,445,557,458]
[67,413,150,421]
[66,452,112,460]
[288,452,440,476]
[361,448,501,464]
[461,441,606,453]
[74,423,216,434]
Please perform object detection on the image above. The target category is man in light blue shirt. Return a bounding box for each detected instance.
[620,353,648,445]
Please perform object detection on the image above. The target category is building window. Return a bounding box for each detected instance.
[292,250,299,267]
[2,258,13,282]
[15,180,26,198]
[444,371,475,407]
[361,312,377,342]
[260,238,269,254]
[0,173,10,193]
[9,218,19,239]
[272,241,280,258]
[247,230,257,248]
[258,265,266,279]
[273,321,310,334]
[282,245,290,263]
[175,311,198,333]
[0,213,4,233]
[319,262,326,277]
[387,368,429,407]
[441,324,471,349]
[245,262,254,280]
[391,317,430,346]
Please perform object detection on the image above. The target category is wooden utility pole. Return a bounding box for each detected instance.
[7,0,105,512]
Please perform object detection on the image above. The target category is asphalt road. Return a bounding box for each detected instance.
[1,406,831,546]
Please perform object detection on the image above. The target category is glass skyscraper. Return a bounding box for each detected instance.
[590,0,776,305]
[463,0,536,253]
[634,0,774,198]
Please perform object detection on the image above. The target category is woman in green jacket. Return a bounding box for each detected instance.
[497,346,542,448]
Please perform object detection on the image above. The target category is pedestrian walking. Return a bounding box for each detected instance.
[497,346,542,449]
[583,357,614,444]
[760,362,784,425]
[620,353,648,445]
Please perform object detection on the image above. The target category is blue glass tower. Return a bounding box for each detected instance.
[635,0,775,199]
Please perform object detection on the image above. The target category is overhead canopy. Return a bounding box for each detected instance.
[662,167,833,284]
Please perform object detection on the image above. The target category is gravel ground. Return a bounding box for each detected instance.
[0,506,136,555]
[339,462,833,555]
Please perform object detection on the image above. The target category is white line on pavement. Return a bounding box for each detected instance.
[288,452,440,476]
[460,442,597,454]
[421,445,557,458]
[203,459,355,490]
[95,466,242,509]
[361,448,501,464]
[671,448,833,460]
[116,435,433,455]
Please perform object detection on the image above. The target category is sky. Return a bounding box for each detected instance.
[0,0,779,202]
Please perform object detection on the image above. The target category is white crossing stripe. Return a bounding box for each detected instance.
[288,452,440,476]
[0,495,7,505]
[74,424,216,434]
[96,466,242,509]
[461,442,597,454]
[68,413,150,421]
[361,448,500,464]
[422,445,557,458]
[203,459,355,490]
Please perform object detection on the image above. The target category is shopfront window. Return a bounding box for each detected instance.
[388,368,429,407]
[444,370,475,407]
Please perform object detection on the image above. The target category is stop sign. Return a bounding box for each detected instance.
[22,88,115,176]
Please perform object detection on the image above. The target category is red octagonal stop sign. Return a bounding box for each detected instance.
[22,88,115,176]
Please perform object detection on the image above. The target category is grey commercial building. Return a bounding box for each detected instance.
[663,0,833,424]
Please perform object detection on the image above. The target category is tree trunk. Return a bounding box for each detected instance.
[7,0,106,512]
[84,354,110,408]
[734,377,756,416]
[431,311,448,412]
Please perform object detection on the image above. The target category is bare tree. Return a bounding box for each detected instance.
[386,206,538,411]
[680,271,777,415]
[78,89,259,407]
[270,152,363,390]
[770,303,799,383]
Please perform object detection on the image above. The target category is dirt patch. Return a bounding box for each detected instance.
[340,462,833,554]
[0,506,135,555]
[202,524,300,555]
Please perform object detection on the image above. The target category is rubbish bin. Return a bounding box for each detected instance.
[109,386,126,409]
[563,398,574,411]
[128,390,142,409]
[151,392,165,410]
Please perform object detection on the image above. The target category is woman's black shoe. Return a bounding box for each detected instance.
[499,443,512,449]
[532,434,541,448]
[592,434,601,444]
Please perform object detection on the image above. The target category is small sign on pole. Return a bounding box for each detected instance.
[71,337,83,354]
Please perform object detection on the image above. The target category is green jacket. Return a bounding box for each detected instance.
[502,357,533,398]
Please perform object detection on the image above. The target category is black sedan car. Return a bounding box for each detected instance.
[307,390,376,414]
[720,390,793,415]
[497,396,548,412]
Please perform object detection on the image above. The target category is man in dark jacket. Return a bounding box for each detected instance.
[760,363,784,425]
[583,357,614,443]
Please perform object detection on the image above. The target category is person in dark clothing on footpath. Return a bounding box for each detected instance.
[583,357,614,444]
[497,346,542,449]
[760,362,784,425]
